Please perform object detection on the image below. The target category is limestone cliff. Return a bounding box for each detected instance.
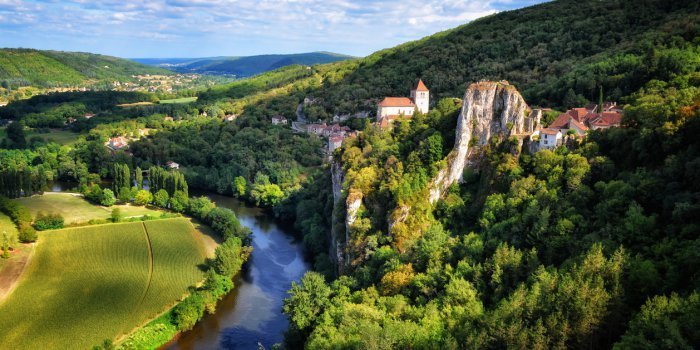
[330,161,361,273]
[428,81,539,203]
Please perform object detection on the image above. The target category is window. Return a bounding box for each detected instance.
[544,140,548,145]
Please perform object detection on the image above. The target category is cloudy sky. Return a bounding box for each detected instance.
[0,0,547,58]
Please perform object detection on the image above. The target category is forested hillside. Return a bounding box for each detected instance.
[277,0,700,349]
[297,0,698,118]
[0,49,169,88]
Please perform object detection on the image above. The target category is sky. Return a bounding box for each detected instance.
[0,0,548,58]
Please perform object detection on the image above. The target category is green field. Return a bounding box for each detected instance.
[0,218,208,349]
[158,96,197,104]
[0,127,80,146]
[16,193,163,224]
[0,212,18,238]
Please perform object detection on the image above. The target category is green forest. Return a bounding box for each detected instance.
[0,0,698,348]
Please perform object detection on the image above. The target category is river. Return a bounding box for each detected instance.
[165,193,310,350]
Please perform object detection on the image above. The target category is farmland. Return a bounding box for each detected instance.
[0,218,209,349]
[16,193,163,224]
[158,96,197,104]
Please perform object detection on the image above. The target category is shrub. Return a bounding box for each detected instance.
[133,190,153,206]
[171,293,206,331]
[169,190,188,212]
[100,189,116,207]
[18,224,37,243]
[111,208,122,223]
[34,212,65,231]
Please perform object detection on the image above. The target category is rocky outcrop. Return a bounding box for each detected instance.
[428,81,539,203]
[330,161,362,273]
[330,162,346,269]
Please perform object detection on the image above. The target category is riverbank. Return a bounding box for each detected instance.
[163,193,309,350]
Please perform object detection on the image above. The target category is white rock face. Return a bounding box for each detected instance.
[429,81,538,203]
[330,162,345,269]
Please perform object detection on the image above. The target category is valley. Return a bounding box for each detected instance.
[0,0,698,349]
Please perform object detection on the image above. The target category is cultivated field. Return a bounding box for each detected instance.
[0,218,208,349]
[158,96,197,104]
[16,193,163,224]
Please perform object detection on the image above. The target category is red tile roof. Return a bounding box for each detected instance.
[414,79,429,92]
[541,128,561,135]
[379,97,416,107]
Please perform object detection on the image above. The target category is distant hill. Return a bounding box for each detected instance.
[0,48,170,88]
[132,52,354,77]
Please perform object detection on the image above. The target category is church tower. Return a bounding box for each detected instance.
[411,79,429,114]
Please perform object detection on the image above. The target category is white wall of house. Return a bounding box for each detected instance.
[378,106,415,117]
[539,132,562,149]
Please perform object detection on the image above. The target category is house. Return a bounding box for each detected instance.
[164,116,174,122]
[307,123,327,135]
[376,79,430,126]
[166,161,180,170]
[224,114,237,121]
[588,112,622,130]
[271,116,288,125]
[84,113,95,119]
[548,102,623,134]
[328,135,344,153]
[539,129,563,149]
[322,124,351,137]
[0,102,8,107]
[106,137,128,151]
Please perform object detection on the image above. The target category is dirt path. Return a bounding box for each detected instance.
[138,222,154,305]
[0,243,35,303]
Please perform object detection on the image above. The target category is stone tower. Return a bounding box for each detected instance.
[410,79,430,114]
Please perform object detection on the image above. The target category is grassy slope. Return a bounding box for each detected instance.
[0,218,207,349]
[16,193,162,224]
[0,49,170,87]
[0,212,17,237]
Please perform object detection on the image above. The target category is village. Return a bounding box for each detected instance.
[99,79,624,162]
[282,79,624,156]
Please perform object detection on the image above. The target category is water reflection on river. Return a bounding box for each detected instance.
[165,193,310,350]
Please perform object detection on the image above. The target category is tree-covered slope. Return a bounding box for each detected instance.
[302,0,698,117]
[0,49,170,88]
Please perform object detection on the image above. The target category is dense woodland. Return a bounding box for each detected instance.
[0,0,698,348]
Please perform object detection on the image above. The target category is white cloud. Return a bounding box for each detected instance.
[0,0,546,57]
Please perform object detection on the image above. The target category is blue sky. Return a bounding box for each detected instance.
[0,0,547,58]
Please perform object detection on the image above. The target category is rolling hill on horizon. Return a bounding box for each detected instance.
[132,51,355,77]
[0,48,171,88]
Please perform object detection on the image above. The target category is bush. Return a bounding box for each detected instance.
[18,224,37,243]
[100,189,116,207]
[111,208,122,223]
[34,212,64,231]
[134,190,153,206]
[171,293,206,331]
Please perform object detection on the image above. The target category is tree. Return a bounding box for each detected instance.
[133,189,153,206]
[172,293,206,331]
[154,189,170,208]
[117,186,132,203]
[169,190,188,212]
[135,166,143,189]
[5,121,26,149]
[283,272,331,332]
[233,176,247,197]
[212,237,246,277]
[111,208,122,222]
[100,189,116,207]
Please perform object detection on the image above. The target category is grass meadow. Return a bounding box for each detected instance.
[158,96,197,104]
[0,218,208,349]
[16,193,163,224]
